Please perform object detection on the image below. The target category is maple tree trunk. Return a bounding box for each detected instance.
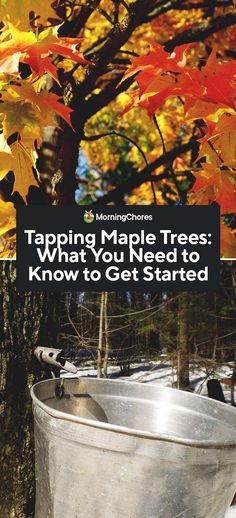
[39,120,83,206]
[59,124,81,205]
[0,262,60,518]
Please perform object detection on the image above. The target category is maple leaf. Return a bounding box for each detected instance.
[0,0,60,29]
[185,100,223,121]
[0,22,91,79]
[221,222,236,258]
[0,198,15,236]
[122,42,189,89]
[121,42,191,115]
[0,82,74,146]
[34,89,74,128]
[123,46,236,116]
[0,91,44,146]
[0,235,16,258]
[206,113,236,168]
[190,164,236,214]
[190,111,236,168]
[0,141,39,201]
[24,29,92,79]
[185,50,236,110]
[0,198,16,259]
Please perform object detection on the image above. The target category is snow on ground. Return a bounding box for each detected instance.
[226,508,236,517]
[64,358,236,403]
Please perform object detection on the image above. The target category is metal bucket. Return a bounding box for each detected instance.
[31,378,236,518]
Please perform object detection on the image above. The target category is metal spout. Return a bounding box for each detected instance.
[34,346,78,375]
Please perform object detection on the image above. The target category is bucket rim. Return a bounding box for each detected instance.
[31,377,236,449]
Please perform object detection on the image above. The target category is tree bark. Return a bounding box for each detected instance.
[212,293,218,360]
[231,265,236,406]
[102,292,109,378]
[97,291,105,378]
[177,293,190,390]
[0,262,61,518]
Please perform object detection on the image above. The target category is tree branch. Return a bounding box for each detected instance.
[147,0,232,16]
[58,0,102,37]
[71,0,167,107]
[164,11,236,52]
[83,128,160,204]
[74,7,236,122]
[83,75,134,121]
[82,130,149,166]
[92,140,198,204]
[173,1,232,9]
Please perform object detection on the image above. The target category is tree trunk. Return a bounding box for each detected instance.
[212,293,218,360]
[177,293,190,390]
[103,292,109,378]
[231,265,236,406]
[0,262,61,518]
[97,292,105,378]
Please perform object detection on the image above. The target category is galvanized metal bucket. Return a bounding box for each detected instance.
[31,378,236,518]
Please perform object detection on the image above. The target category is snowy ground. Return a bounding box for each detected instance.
[65,358,236,403]
[62,359,236,517]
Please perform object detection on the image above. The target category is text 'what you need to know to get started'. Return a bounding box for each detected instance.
[16,206,220,291]
[25,229,212,282]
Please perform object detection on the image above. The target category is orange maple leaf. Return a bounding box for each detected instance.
[221,222,236,258]
[0,21,92,80]
[1,82,74,129]
[122,46,236,116]
[190,164,236,214]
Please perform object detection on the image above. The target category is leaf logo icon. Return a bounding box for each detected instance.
[84,210,95,223]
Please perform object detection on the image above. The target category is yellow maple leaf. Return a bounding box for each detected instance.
[196,112,236,168]
[0,82,73,147]
[0,198,16,258]
[0,141,39,201]
[0,95,44,147]
[0,198,15,233]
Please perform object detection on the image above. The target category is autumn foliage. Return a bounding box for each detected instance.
[0,0,235,257]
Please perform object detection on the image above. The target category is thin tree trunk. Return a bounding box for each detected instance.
[212,293,218,360]
[177,293,190,390]
[103,292,109,378]
[231,266,236,405]
[231,354,236,407]
[97,292,105,378]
